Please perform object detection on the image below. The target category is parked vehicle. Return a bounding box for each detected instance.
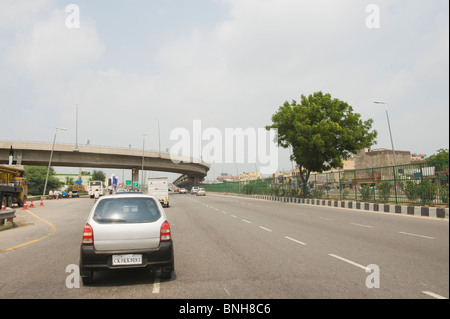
[0,164,28,207]
[79,193,174,285]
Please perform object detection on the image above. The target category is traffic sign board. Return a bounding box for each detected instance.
[133,181,139,188]
[126,180,132,186]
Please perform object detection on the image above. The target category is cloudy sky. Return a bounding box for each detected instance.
[0,0,448,181]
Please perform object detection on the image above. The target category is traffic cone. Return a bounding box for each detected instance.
[29,200,35,208]
[1,201,5,210]
[40,198,44,206]
[22,200,28,210]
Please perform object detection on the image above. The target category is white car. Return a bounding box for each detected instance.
[79,193,174,285]
[196,188,206,196]
[179,188,187,194]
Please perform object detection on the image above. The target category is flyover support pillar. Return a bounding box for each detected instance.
[132,168,139,189]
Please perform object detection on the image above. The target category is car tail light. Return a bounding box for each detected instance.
[160,221,171,241]
[82,223,94,245]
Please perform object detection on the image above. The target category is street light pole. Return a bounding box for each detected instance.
[141,133,147,189]
[374,101,397,167]
[43,127,67,198]
[157,118,161,156]
[375,101,398,204]
[75,104,79,150]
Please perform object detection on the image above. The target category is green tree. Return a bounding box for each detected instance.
[421,180,437,203]
[427,149,449,172]
[89,170,106,183]
[266,91,377,197]
[428,148,449,162]
[65,176,75,186]
[377,181,392,202]
[402,181,420,202]
[25,166,62,195]
[360,185,372,202]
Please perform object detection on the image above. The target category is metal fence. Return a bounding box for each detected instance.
[203,160,449,207]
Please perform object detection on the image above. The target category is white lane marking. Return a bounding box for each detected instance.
[221,210,227,214]
[319,217,334,221]
[215,208,220,211]
[224,287,231,296]
[242,219,252,224]
[351,223,373,229]
[259,226,273,232]
[230,215,237,218]
[328,254,369,271]
[284,236,307,246]
[422,291,447,299]
[152,278,160,294]
[398,231,435,240]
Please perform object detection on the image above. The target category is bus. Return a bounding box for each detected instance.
[88,181,105,198]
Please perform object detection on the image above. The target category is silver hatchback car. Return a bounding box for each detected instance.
[79,193,174,285]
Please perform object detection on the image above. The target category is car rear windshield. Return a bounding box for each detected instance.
[93,197,161,224]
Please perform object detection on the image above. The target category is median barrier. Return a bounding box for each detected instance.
[214,192,449,220]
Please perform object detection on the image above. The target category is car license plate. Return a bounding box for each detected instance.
[112,254,142,266]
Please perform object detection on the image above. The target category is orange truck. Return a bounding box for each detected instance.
[0,164,28,208]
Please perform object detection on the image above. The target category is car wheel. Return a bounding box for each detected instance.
[161,262,174,280]
[81,270,94,285]
[161,269,172,280]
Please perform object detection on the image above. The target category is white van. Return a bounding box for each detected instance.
[147,177,169,207]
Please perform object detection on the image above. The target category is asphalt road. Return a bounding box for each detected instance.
[0,193,448,299]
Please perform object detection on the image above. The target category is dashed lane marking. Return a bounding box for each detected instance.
[284,236,307,246]
[398,231,434,240]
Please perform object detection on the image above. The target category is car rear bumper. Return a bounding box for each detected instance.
[80,241,174,272]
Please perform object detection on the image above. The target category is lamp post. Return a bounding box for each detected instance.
[75,104,79,151]
[151,118,161,156]
[374,101,398,204]
[157,118,161,156]
[43,127,67,198]
[141,133,147,189]
[374,101,397,167]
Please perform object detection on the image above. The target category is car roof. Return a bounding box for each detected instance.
[98,193,155,200]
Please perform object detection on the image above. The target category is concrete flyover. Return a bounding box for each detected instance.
[0,140,209,186]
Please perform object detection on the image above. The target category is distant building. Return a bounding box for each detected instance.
[54,174,91,190]
[354,148,411,169]
[239,171,260,182]
[410,153,428,162]
[217,173,239,182]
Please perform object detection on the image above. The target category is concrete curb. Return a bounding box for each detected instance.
[221,193,449,220]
